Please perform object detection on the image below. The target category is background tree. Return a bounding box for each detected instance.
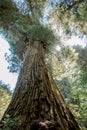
[50,0,87,36]
[0,81,11,120]
[49,45,87,130]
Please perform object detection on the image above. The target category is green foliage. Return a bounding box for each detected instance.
[48,54,66,77]
[0,115,21,130]
[5,53,21,73]
[68,81,87,130]
[52,0,87,36]
[3,21,57,73]
[72,1,87,35]
[55,77,72,99]
[27,22,57,49]
[0,0,19,29]
[49,45,87,129]
[25,0,48,19]
[0,0,57,57]
[74,45,87,86]
[0,81,12,120]
[68,45,87,129]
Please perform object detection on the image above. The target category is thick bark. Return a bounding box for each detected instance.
[1,41,81,130]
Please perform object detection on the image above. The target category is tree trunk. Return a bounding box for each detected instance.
[1,41,81,130]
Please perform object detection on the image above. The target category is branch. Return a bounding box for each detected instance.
[65,0,84,11]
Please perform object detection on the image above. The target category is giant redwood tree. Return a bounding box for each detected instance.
[0,0,84,130]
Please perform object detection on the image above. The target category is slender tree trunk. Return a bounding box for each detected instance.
[1,41,81,130]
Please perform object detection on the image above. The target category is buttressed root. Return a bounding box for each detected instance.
[30,120,61,130]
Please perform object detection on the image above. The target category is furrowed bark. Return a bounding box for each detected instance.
[0,41,81,130]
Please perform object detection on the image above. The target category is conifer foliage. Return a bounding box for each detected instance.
[0,0,86,130]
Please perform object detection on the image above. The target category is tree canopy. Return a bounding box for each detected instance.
[51,0,87,35]
[0,0,86,62]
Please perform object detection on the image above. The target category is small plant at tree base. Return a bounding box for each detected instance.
[0,114,21,130]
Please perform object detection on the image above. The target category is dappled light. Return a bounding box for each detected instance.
[0,0,87,130]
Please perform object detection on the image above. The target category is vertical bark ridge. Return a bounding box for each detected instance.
[1,41,81,130]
